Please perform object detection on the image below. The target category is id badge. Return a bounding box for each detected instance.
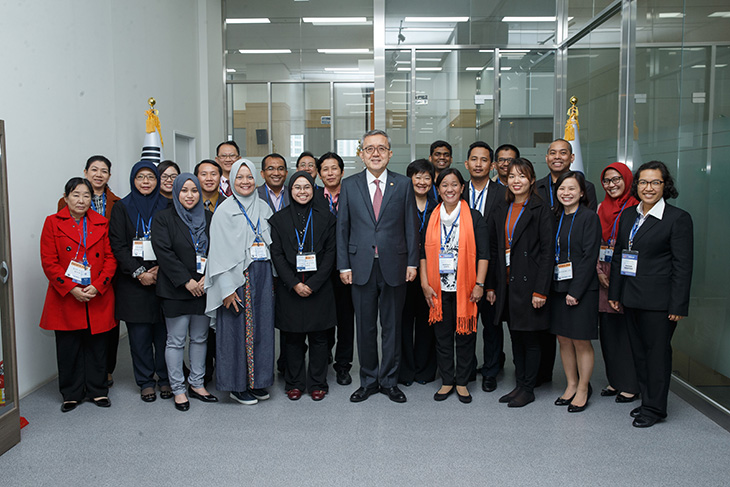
[65,260,91,285]
[621,250,639,276]
[132,239,145,257]
[142,239,156,261]
[196,254,207,274]
[250,241,268,261]
[599,246,614,263]
[439,252,456,274]
[505,249,511,267]
[296,252,318,272]
[554,262,573,281]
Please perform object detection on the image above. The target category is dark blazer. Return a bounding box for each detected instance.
[269,204,338,333]
[109,202,161,323]
[536,174,598,212]
[257,184,289,213]
[485,197,555,331]
[608,202,693,316]
[336,169,420,287]
[419,207,490,262]
[551,207,601,298]
[461,178,507,222]
[150,207,212,313]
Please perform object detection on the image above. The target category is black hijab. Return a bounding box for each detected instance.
[121,160,167,234]
[288,171,316,235]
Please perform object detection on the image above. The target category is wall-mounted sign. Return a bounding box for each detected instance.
[321,115,331,125]
[415,94,428,105]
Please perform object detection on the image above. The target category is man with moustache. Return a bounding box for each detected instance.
[215,141,241,197]
[257,153,290,212]
[493,144,520,187]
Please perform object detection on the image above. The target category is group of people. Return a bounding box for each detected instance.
[39,130,693,428]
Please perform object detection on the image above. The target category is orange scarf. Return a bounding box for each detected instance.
[424,200,478,334]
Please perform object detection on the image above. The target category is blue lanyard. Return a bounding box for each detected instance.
[431,186,438,200]
[497,178,505,186]
[73,217,89,265]
[295,208,313,254]
[441,206,461,251]
[470,182,486,212]
[628,212,644,250]
[91,192,106,216]
[417,200,429,233]
[507,200,527,246]
[188,229,206,254]
[548,178,554,207]
[135,214,153,239]
[234,197,261,238]
[555,208,578,263]
[608,200,630,246]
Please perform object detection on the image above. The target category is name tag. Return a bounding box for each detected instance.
[250,241,268,261]
[132,239,157,260]
[554,262,573,281]
[296,252,318,272]
[599,246,613,263]
[505,249,511,267]
[439,252,456,274]
[196,255,207,274]
[621,250,638,276]
[65,260,91,285]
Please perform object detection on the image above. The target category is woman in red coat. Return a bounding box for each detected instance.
[40,178,118,412]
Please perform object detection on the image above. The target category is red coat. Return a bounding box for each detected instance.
[40,207,117,334]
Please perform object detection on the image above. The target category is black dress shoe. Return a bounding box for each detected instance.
[616,393,638,403]
[457,390,472,404]
[380,386,407,403]
[61,401,78,413]
[434,387,454,401]
[336,369,352,386]
[159,386,174,400]
[188,386,219,403]
[508,390,535,408]
[350,386,379,403]
[92,397,111,408]
[499,386,521,403]
[630,407,642,418]
[568,399,588,413]
[554,394,575,406]
[140,387,157,402]
[601,386,618,397]
[175,400,190,412]
[632,415,660,428]
[482,376,497,392]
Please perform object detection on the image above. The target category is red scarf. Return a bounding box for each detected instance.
[597,162,638,242]
[424,200,478,334]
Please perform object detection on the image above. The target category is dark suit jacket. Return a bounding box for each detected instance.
[551,207,601,299]
[461,179,507,223]
[485,197,555,331]
[536,174,598,212]
[336,169,420,287]
[257,184,289,213]
[608,202,693,316]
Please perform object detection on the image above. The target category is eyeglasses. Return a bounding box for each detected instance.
[264,166,287,173]
[637,179,664,188]
[497,157,513,164]
[160,174,178,182]
[602,176,623,186]
[292,184,313,191]
[362,145,390,155]
[298,162,316,169]
[135,174,157,181]
[217,153,239,160]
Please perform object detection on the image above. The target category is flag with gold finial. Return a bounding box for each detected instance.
[563,96,584,174]
[141,97,164,165]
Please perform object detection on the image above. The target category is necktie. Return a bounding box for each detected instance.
[373,179,382,220]
[205,200,211,212]
[224,184,232,197]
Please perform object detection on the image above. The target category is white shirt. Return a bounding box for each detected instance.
[636,198,665,230]
[365,170,388,203]
[469,180,489,215]
[220,176,230,195]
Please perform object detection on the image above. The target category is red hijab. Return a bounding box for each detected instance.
[597,162,638,242]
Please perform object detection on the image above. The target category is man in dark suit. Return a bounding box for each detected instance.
[337,129,420,403]
[461,141,507,393]
[534,138,598,386]
[215,141,240,197]
[257,153,289,212]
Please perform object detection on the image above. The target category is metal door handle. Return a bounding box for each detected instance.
[0,261,8,284]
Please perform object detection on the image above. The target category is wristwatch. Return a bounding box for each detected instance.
[475,282,485,288]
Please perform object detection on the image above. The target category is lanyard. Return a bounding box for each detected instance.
[470,182,486,212]
[73,217,89,265]
[417,199,429,233]
[628,212,645,251]
[548,178,554,207]
[497,178,505,186]
[555,208,578,263]
[188,229,206,254]
[269,189,283,212]
[91,192,106,216]
[507,200,527,247]
[135,214,153,239]
[234,197,261,238]
[431,186,438,200]
[295,208,313,254]
[441,206,461,251]
[608,200,630,246]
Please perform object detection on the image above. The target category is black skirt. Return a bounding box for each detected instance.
[549,289,599,340]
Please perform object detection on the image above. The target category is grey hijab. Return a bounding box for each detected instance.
[171,173,208,253]
[205,159,274,318]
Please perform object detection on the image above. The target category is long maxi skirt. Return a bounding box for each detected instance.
[215,261,275,392]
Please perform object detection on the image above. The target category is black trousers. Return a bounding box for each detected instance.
[55,327,109,402]
[433,292,477,386]
[537,330,556,383]
[204,329,216,384]
[351,260,406,389]
[599,312,639,394]
[399,279,437,383]
[510,330,542,393]
[478,298,504,378]
[328,271,355,372]
[106,324,119,375]
[283,330,330,392]
[625,307,677,419]
[126,321,169,390]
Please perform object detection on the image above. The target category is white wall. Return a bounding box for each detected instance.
[0,0,224,397]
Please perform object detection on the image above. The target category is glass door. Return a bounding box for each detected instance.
[0,120,20,456]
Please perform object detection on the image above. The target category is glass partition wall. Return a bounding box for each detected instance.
[224,0,730,420]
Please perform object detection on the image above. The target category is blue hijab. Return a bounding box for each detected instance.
[172,173,209,253]
[121,161,167,234]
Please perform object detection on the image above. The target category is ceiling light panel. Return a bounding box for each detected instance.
[404,17,469,22]
[226,18,270,24]
[318,49,371,54]
[303,17,367,24]
[239,49,292,54]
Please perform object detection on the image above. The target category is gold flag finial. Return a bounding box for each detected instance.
[145,98,163,146]
[564,96,579,141]
[148,97,156,108]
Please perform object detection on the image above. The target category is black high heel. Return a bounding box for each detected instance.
[554,394,575,406]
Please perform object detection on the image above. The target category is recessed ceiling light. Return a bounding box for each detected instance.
[415,58,442,62]
[404,17,469,22]
[709,12,730,18]
[317,48,371,54]
[501,49,530,53]
[502,16,556,22]
[465,67,485,71]
[239,49,292,54]
[658,12,684,18]
[500,67,512,71]
[226,18,270,24]
[226,68,236,73]
[303,17,367,24]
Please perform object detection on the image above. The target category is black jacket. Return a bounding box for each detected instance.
[550,207,601,298]
[536,174,598,213]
